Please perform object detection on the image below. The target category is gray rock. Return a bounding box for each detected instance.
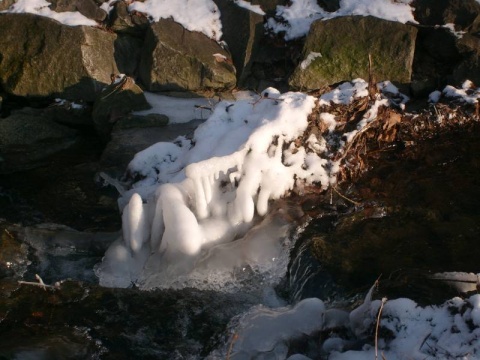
[139,19,236,93]
[92,76,151,137]
[113,113,169,131]
[289,16,417,90]
[412,0,480,29]
[0,108,78,173]
[43,100,93,127]
[0,13,118,102]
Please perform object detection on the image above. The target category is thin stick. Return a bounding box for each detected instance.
[375,297,387,360]
[18,274,60,291]
[332,186,361,206]
[226,333,239,360]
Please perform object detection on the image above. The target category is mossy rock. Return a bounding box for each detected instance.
[289,16,417,90]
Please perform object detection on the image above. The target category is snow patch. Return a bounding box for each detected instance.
[2,0,98,26]
[267,0,416,40]
[128,0,223,40]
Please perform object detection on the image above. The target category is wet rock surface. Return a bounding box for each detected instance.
[0,278,256,360]
[0,108,79,173]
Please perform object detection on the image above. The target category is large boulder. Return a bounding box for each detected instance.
[0,13,118,102]
[289,16,417,90]
[139,19,236,93]
[0,108,78,173]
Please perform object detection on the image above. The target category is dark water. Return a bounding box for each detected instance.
[1,127,480,358]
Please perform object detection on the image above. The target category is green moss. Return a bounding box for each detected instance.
[290,16,417,90]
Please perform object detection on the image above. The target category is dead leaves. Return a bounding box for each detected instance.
[378,109,402,143]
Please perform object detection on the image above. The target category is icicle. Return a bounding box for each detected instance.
[160,184,205,255]
[202,175,213,204]
[122,193,149,254]
[192,176,209,219]
[150,189,165,251]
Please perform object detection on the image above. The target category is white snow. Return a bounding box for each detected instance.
[128,0,223,40]
[443,80,480,104]
[300,52,322,70]
[234,0,265,16]
[319,79,369,106]
[134,92,218,124]
[329,295,480,360]
[428,90,442,103]
[2,0,98,26]
[267,0,416,40]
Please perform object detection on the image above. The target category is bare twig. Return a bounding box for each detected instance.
[375,297,387,360]
[18,274,60,291]
[332,186,361,206]
[226,333,239,360]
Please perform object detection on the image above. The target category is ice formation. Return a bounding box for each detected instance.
[97,80,416,289]
[97,88,327,288]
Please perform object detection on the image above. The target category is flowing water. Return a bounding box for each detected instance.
[1,127,480,358]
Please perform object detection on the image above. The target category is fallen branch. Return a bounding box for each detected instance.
[18,274,60,291]
[332,186,361,206]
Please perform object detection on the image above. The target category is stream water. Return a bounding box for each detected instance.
[1,126,479,359]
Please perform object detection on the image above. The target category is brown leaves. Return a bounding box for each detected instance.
[378,109,402,143]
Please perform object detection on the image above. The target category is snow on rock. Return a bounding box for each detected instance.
[128,0,222,40]
[443,80,480,104]
[267,0,416,40]
[218,291,480,360]
[331,295,480,360]
[2,0,98,26]
[234,0,265,16]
